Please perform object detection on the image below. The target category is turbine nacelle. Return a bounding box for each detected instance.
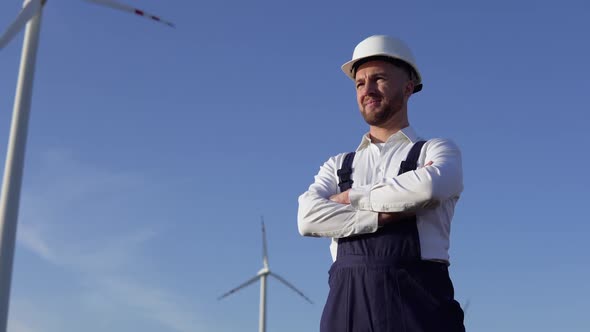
[257,267,270,277]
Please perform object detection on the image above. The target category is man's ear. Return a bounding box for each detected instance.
[404,80,415,99]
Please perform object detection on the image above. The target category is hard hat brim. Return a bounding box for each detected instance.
[341,54,423,93]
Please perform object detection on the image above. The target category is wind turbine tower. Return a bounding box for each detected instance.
[0,1,173,331]
[218,217,312,332]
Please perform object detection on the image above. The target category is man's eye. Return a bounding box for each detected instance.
[356,82,364,89]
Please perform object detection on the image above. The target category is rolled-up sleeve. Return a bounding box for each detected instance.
[298,155,378,238]
[348,138,463,212]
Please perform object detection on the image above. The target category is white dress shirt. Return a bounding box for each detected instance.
[297,126,463,263]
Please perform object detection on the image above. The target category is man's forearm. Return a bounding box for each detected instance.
[350,140,463,213]
[298,191,378,238]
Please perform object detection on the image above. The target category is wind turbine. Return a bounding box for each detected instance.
[218,217,313,332]
[0,1,173,331]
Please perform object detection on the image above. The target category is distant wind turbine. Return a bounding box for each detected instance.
[218,217,312,332]
[0,1,173,331]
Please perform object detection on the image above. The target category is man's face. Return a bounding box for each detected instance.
[354,60,411,127]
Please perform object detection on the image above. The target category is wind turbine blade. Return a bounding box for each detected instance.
[270,273,313,304]
[83,0,175,27]
[217,275,259,300]
[261,217,269,267]
[0,0,42,50]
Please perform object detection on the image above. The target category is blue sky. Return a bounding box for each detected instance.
[1,0,589,331]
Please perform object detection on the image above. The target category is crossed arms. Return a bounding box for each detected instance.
[297,138,463,238]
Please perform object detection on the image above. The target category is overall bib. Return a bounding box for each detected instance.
[320,141,465,332]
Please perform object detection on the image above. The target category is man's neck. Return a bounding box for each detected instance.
[369,122,409,143]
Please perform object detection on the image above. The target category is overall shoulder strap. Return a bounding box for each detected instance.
[398,140,427,175]
[337,152,356,192]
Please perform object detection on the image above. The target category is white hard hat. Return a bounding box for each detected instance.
[341,35,423,93]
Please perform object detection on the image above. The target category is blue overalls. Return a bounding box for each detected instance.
[320,141,465,332]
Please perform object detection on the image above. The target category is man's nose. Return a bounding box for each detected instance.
[362,80,378,95]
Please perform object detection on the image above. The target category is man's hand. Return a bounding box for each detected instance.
[330,190,351,205]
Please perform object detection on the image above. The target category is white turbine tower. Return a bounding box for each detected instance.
[218,217,312,332]
[0,1,173,331]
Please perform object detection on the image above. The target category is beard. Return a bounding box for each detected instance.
[360,88,405,127]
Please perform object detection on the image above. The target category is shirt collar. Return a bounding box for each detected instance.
[356,126,420,151]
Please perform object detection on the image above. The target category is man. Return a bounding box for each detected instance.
[297,35,466,332]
